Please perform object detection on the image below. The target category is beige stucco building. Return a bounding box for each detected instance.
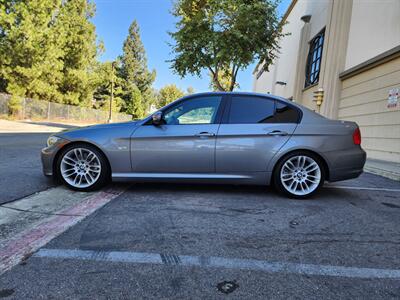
[253,0,400,180]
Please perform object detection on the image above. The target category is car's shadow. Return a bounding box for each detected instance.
[107,181,352,203]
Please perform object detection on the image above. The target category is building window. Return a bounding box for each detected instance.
[305,29,325,88]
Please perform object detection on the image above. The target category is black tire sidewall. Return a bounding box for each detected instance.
[56,143,109,192]
[273,151,325,199]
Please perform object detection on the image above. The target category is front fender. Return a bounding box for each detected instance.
[58,124,138,173]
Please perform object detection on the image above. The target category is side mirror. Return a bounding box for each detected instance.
[152,111,163,126]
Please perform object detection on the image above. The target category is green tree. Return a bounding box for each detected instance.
[119,20,156,114]
[0,0,100,107]
[157,84,184,108]
[141,87,158,113]
[125,84,145,119]
[209,68,239,91]
[169,0,284,91]
[56,0,99,106]
[7,94,22,117]
[0,0,64,101]
[92,61,124,113]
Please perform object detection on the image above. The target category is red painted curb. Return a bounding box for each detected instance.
[0,189,125,275]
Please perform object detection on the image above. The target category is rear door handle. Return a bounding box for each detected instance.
[195,132,216,137]
[267,130,288,136]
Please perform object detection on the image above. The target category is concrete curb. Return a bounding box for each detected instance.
[0,187,126,275]
[365,166,400,182]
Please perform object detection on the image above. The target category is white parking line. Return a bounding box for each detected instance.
[34,248,400,279]
[324,185,400,192]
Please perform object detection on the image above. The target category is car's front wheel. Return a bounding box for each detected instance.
[274,152,325,199]
[56,143,109,191]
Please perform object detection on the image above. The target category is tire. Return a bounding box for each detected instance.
[56,143,110,192]
[273,151,325,199]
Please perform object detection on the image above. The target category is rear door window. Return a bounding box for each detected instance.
[227,96,300,124]
[228,96,275,124]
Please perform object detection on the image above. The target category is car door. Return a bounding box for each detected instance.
[216,95,299,173]
[131,95,224,173]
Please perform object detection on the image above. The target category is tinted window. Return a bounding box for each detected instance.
[274,102,300,123]
[228,96,275,124]
[163,96,222,125]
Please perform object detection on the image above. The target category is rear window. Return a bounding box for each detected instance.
[227,96,300,124]
[274,101,300,123]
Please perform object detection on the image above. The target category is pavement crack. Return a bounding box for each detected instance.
[80,270,108,276]
[291,239,400,246]
[381,202,400,209]
[0,185,58,206]
[0,205,83,217]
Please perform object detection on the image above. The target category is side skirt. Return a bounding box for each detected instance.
[112,172,270,185]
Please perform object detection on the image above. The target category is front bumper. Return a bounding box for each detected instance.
[41,138,69,176]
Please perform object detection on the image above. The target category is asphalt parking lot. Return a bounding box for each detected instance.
[0,133,55,204]
[0,121,78,204]
[1,121,399,299]
[1,173,400,299]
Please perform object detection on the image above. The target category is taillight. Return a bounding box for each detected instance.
[353,127,361,145]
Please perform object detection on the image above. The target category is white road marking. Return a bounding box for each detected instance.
[34,248,400,279]
[324,185,400,192]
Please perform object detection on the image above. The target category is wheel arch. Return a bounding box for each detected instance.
[52,141,112,179]
[270,149,330,183]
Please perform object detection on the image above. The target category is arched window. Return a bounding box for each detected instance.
[305,29,325,88]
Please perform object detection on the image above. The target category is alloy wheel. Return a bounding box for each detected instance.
[60,148,102,188]
[280,155,321,196]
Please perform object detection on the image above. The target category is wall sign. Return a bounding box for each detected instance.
[387,88,399,109]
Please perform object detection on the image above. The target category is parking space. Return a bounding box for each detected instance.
[1,173,399,299]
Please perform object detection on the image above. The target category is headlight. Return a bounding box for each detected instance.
[46,136,61,147]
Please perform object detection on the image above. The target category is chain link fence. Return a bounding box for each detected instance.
[0,93,132,123]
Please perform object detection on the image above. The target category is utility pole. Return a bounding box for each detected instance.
[108,61,115,123]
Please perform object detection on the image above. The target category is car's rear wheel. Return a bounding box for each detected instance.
[274,152,325,199]
[56,143,109,191]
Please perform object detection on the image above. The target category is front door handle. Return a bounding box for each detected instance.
[195,132,216,137]
[267,130,288,136]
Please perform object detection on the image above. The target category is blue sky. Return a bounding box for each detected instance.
[93,0,291,92]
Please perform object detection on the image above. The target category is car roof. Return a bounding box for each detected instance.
[184,91,298,107]
[188,91,284,98]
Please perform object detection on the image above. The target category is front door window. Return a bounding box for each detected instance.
[163,96,222,125]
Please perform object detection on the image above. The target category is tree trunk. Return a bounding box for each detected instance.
[229,65,239,91]
[209,67,226,91]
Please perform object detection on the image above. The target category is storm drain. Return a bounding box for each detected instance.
[0,289,14,298]
[217,281,239,294]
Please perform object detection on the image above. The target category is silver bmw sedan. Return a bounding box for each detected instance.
[41,92,366,199]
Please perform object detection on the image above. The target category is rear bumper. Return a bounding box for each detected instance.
[327,147,367,182]
[329,167,364,182]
